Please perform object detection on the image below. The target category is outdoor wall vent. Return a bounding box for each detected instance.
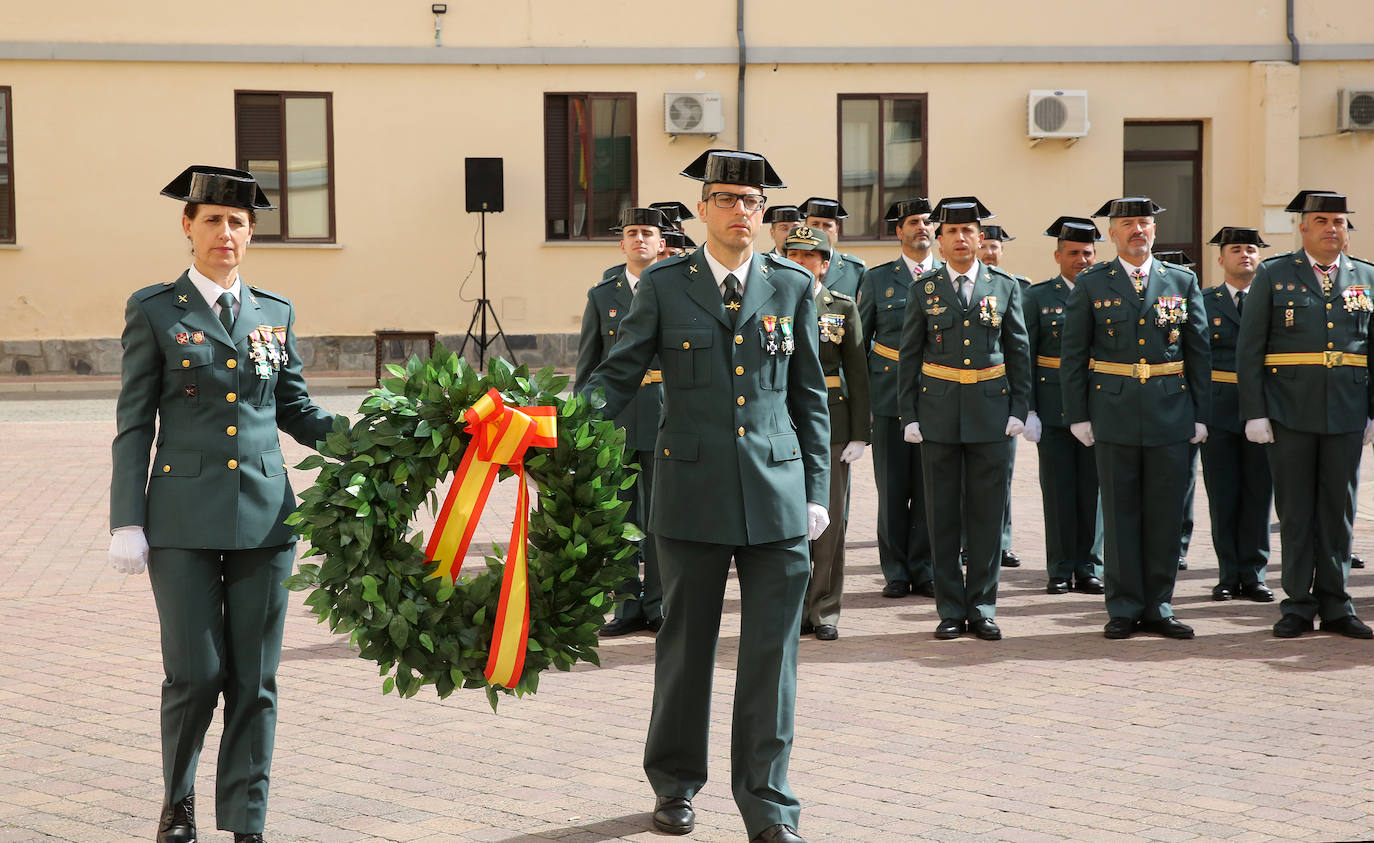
[1338,89,1374,131]
[665,92,724,136]
[1028,90,1090,139]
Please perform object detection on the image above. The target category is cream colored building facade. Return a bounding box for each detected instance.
[2,0,1372,374]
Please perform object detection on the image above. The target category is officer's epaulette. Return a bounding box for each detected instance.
[132,282,177,302]
[763,251,806,273]
[247,285,291,306]
[592,272,620,289]
[649,252,690,272]
[915,266,943,283]
[1260,250,1298,266]
[602,263,624,281]
[841,252,867,269]
[985,264,1014,281]
[829,289,855,303]
[1348,254,1374,269]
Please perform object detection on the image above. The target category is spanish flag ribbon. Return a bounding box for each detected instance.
[424,388,557,688]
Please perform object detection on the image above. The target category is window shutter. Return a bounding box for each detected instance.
[544,94,569,239]
[236,94,282,161]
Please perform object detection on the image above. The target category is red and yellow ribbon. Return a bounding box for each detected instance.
[424,388,557,689]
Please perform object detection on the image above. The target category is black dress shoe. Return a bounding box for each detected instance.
[1046,577,1070,594]
[1000,550,1021,568]
[1353,554,1366,569]
[1103,617,1136,639]
[1211,584,1235,601]
[1320,615,1374,639]
[969,618,1002,640]
[799,621,815,636]
[751,823,807,843]
[934,618,965,639]
[881,579,911,598]
[233,835,265,843]
[1141,617,1195,639]
[1074,575,1105,595]
[814,624,838,641]
[652,796,694,835]
[645,616,664,633]
[599,616,647,637]
[1238,583,1274,603]
[912,580,936,598]
[157,793,195,843]
[1273,613,1313,638]
[1177,556,1188,570]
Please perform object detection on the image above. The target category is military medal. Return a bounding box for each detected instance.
[924,281,935,294]
[191,331,205,344]
[1285,308,1295,327]
[1153,295,1187,327]
[978,296,1001,327]
[175,332,189,345]
[779,317,795,354]
[1168,328,1180,344]
[762,314,778,354]
[1342,285,1373,313]
[885,287,894,298]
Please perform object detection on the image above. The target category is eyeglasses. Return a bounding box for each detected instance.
[706,191,767,212]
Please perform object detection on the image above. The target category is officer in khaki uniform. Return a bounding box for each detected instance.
[107,166,338,843]
[1023,217,1105,595]
[1237,190,1374,639]
[801,197,867,298]
[576,207,669,635]
[1199,227,1275,603]
[783,226,870,641]
[1060,197,1210,641]
[583,150,829,843]
[898,197,1031,641]
[858,198,942,599]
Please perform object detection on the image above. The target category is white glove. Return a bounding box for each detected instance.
[1365,418,1374,446]
[1190,423,1208,444]
[1005,416,1025,438]
[903,422,923,443]
[108,526,149,575]
[806,503,830,541]
[839,441,866,463]
[1244,418,1274,444]
[1070,421,1095,447]
[1022,411,1043,443]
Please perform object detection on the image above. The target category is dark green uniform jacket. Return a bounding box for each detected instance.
[1061,259,1210,445]
[1202,284,1244,433]
[1025,277,1073,426]
[584,249,831,545]
[110,272,336,549]
[815,288,871,444]
[823,252,867,298]
[897,263,1032,442]
[858,257,945,417]
[574,270,664,452]
[1237,251,1374,433]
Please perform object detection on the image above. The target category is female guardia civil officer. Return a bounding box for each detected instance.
[107,166,338,843]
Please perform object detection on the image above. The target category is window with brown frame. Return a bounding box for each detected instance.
[0,87,14,243]
[235,91,335,242]
[838,94,928,240]
[1124,121,1202,267]
[544,93,636,241]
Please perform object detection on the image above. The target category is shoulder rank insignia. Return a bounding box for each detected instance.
[760,264,770,275]
[689,264,699,273]
[1108,268,1117,276]
[1157,267,1165,275]
[177,294,188,303]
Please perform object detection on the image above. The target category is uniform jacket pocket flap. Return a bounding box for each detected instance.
[261,449,287,477]
[769,432,802,462]
[152,449,201,477]
[167,345,215,370]
[666,327,713,351]
[657,433,700,461]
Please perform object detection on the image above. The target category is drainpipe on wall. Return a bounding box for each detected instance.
[1287,0,1300,65]
[737,0,747,149]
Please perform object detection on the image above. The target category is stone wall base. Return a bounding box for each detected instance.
[1,333,581,377]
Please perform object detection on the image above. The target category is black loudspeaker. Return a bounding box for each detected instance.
[465,157,504,213]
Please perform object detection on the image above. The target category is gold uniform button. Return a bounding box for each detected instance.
[226,392,237,403]
[1326,303,1333,310]
[963,338,971,346]
[162,465,171,473]
[1328,322,1335,328]
[735,365,745,375]
[1139,318,1146,325]
[1328,341,1335,349]
[181,359,190,368]
[226,425,237,436]
[1138,338,1146,345]
[226,359,237,369]
[735,335,744,345]
[608,330,614,336]
[963,320,970,327]
[737,426,746,437]
[227,459,239,470]
[1139,358,1148,364]
[883,365,890,372]
[1271,367,1278,373]
[737,396,745,405]
[682,341,690,349]
[963,358,972,365]
[663,448,670,457]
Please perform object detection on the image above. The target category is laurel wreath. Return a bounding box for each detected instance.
[284,347,640,710]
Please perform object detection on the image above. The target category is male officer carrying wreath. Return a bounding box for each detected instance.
[582,149,829,843]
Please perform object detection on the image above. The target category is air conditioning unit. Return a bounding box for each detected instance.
[1028,90,1089,138]
[1338,89,1374,131]
[665,92,724,135]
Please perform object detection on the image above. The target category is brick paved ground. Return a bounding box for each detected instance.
[3,380,1374,842]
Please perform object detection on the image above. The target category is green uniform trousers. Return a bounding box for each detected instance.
[1199,428,1272,589]
[1180,443,1199,558]
[644,534,809,839]
[1269,422,1359,621]
[612,451,663,623]
[923,439,1012,621]
[805,444,849,627]
[1094,442,1187,621]
[871,415,933,588]
[1037,425,1104,581]
[146,543,295,835]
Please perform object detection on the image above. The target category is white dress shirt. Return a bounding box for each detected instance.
[187,265,242,320]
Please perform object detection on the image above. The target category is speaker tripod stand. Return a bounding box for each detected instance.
[458,209,516,370]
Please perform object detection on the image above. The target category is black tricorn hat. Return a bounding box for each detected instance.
[1300,192,1354,215]
[763,205,802,224]
[801,197,848,219]
[1153,249,1194,267]
[1208,226,1270,248]
[1044,215,1103,243]
[161,165,275,210]
[1092,197,1164,218]
[649,201,695,228]
[982,224,1014,242]
[610,207,668,233]
[885,197,933,223]
[680,149,786,189]
[663,229,688,249]
[1284,189,1337,213]
[932,196,994,224]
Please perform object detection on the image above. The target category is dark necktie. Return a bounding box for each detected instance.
[957,275,970,307]
[217,291,236,334]
[1235,290,1245,314]
[723,273,742,326]
[1315,263,1335,297]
